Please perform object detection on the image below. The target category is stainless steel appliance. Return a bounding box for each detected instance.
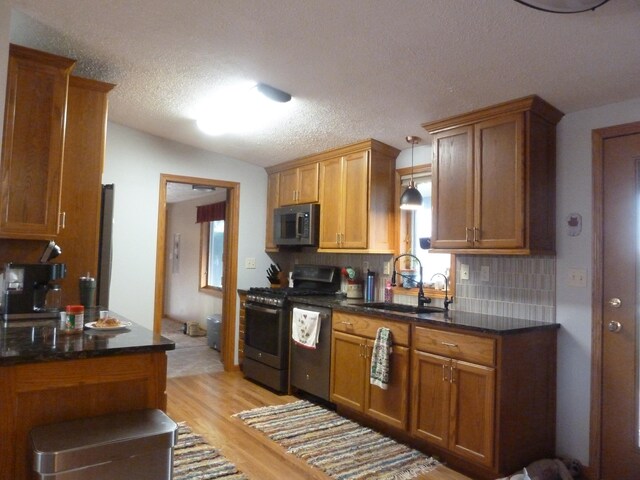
[290,303,332,401]
[273,203,319,246]
[243,264,340,392]
[1,262,67,321]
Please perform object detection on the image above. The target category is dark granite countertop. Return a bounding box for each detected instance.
[0,309,175,366]
[289,295,559,335]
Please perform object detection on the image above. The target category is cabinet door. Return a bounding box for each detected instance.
[58,77,114,305]
[265,173,280,250]
[449,359,495,467]
[278,169,299,206]
[330,330,366,411]
[431,127,474,249]
[341,151,369,249]
[0,45,75,239]
[474,113,524,249]
[411,350,451,448]
[296,163,319,204]
[365,342,409,430]
[318,156,344,248]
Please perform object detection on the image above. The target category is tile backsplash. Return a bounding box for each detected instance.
[267,251,556,323]
[454,255,556,323]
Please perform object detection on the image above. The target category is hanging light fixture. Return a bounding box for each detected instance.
[400,136,423,210]
[513,0,609,13]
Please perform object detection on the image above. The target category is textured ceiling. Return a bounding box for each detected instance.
[8,0,640,168]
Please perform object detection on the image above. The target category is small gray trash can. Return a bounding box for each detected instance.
[207,314,222,351]
[30,409,178,480]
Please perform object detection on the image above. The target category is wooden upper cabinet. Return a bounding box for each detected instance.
[277,163,319,206]
[424,95,563,255]
[318,140,398,253]
[57,76,115,305]
[265,139,398,253]
[265,173,280,251]
[0,44,75,239]
[319,151,369,249]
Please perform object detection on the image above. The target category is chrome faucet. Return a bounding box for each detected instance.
[431,273,454,311]
[391,254,431,307]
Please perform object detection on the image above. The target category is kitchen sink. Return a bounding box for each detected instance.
[362,302,446,314]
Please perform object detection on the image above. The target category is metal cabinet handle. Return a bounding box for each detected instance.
[608,298,622,308]
[340,321,353,326]
[465,227,472,243]
[608,321,622,333]
[473,227,480,242]
[59,211,66,230]
[441,342,458,348]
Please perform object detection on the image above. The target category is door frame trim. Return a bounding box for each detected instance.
[154,173,240,371]
[590,120,640,478]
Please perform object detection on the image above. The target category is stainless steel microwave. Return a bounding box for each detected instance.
[273,203,320,246]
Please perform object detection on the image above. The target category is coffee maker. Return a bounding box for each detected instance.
[1,263,66,320]
[1,242,66,320]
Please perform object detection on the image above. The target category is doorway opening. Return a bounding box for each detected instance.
[154,173,240,371]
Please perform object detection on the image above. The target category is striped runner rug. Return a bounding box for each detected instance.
[233,400,439,480]
[173,422,248,479]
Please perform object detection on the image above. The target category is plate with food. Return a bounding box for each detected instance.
[85,317,132,330]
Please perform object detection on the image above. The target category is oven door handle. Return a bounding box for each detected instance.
[246,304,279,315]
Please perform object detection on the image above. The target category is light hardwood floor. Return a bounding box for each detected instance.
[166,370,473,480]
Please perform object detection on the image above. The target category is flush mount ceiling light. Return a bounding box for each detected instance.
[196,82,293,136]
[400,136,423,210]
[513,0,609,13]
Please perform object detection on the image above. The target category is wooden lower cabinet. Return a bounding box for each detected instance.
[330,313,557,479]
[330,312,410,430]
[411,350,495,467]
[0,352,168,480]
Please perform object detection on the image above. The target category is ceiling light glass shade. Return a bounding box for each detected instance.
[514,0,609,13]
[195,82,292,136]
[399,182,423,210]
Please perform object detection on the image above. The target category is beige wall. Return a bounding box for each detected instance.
[164,193,224,327]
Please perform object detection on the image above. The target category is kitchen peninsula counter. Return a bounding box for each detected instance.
[0,312,174,480]
[1,311,174,366]
[288,295,560,334]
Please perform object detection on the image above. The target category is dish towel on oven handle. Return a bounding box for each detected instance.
[291,307,321,349]
[370,327,392,390]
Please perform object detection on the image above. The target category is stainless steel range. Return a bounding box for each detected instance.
[243,264,340,393]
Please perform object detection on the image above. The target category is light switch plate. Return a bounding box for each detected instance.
[568,268,587,287]
[245,257,256,269]
[460,264,470,280]
[383,261,391,275]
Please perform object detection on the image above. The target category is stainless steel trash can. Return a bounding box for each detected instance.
[30,409,178,480]
[207,314,222,351]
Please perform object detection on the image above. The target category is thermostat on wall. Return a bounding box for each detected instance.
[566,213,582,237]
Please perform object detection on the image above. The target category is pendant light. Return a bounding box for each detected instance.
[400,136,423,210]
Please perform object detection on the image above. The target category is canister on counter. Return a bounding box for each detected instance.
[79,275,96,308]
[60,305,84,333]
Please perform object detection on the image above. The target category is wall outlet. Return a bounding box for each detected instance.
[383,261,391,276]
[568,268,587,287]
[460,264,470,280]
[480,265,490,282]
[362,261,369,272]
[245,257,256,269]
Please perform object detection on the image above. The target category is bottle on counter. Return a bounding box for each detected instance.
[384,279,393,303]
[364,270,376,303]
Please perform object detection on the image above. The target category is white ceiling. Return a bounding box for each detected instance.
[8,0,640,168]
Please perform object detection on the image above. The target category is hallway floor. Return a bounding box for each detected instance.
[162,317,224,378]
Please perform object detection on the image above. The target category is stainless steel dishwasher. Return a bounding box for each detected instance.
[289,303,332,401]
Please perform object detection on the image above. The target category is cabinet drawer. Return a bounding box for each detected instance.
[333,312,410,347]
[413,326,495,367]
